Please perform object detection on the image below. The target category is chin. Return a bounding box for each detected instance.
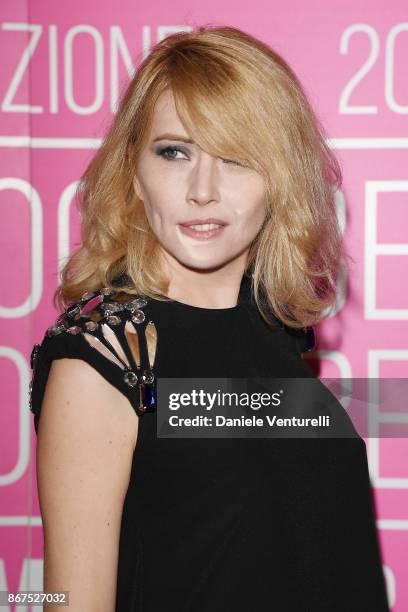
[172,254,228,272]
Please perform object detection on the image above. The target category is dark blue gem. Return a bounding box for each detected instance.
[138,382,156,415]
[146,383,157,409]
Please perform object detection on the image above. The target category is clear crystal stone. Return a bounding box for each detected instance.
[123,370,138,387]
[100,287,114,295]
[142,369,155,384]
[85,320,99,331]
[47,324,67,337]
[66,304,81,318]
[100,302,124,315]
[131,296,148,308]
[30,344,41,369]
[55,313,68,326]
[80,291,95,301]
[106,315,121,325]
[29,379,35,411]
[131,310,145,324]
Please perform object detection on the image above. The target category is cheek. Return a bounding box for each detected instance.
[234,190,266,227]
[142,191,178,230]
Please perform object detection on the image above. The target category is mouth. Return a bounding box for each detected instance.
[178,221,227,241]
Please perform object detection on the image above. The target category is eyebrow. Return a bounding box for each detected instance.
[153,133,194,143]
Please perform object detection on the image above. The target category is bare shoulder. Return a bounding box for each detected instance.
[38,355,140,453]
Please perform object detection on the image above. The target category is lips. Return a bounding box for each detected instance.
[178,221,227,241]
[180,218,227,227]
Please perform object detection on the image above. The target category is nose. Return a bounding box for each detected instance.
[186,151,220,207]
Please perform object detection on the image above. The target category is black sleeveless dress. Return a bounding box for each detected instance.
[29,273,390,611]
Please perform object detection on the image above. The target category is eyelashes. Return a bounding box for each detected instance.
[155,145,243,167]
[155,145,189,161]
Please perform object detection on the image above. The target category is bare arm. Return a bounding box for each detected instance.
[35,358,139,611]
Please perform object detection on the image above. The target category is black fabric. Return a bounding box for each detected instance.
[30,275,390,611]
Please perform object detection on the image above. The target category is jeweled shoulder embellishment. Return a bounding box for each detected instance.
[43,286,157,416]
[30,343,41,370]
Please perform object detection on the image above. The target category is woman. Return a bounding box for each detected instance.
[29,26,389,611]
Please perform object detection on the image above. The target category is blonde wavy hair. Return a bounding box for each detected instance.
[55,24,351,329]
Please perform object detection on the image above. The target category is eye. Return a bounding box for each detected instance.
[156,146,189,162]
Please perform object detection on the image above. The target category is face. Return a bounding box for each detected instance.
[133,88,267,276]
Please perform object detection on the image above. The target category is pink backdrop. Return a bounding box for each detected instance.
[1,0,407,609]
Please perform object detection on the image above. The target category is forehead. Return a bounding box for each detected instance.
[150,89,186,133]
